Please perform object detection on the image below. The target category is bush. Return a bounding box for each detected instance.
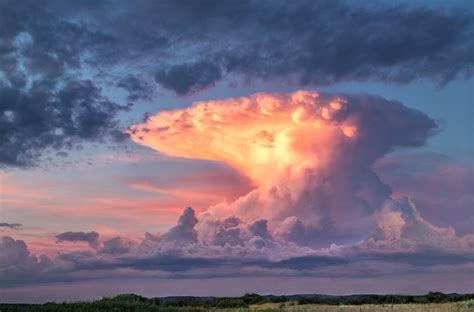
[242,293,266,305]
[216,298,247,308]
[457,299,474,308]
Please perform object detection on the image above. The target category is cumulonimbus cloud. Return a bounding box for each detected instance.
[2,91,473,288]
[129,90,437,247]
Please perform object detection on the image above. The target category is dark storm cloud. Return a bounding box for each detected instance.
[116,75,154,102]
[0,223,22,229]
[109,0,474,93]
[0,79,129,167]
[1,0,474,167]
[55,231,99,247]
[0,0,125,167]
[0,0,171,166]
[154,61,222,96]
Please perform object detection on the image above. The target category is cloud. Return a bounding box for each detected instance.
[2,196,473,287]
[116,75,154,102]
[0,1,127,167]
[0,223,22,230]
[0,236,51,284]
[3,90,471,288]
[157,207,199,246]
[55,231,100,248]
[368,198,474,250]
[99,236,135,255]
[84,0,474,94]
[129,90,437,247]
[154,61,222,95]
[374,153,474,236]
[1,0,473,167]
[121,160,253,204]
[0,79,130,167]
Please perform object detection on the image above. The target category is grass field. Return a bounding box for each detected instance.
[248,300,474,311]
[1,295,473,311]
[1,302,474,311]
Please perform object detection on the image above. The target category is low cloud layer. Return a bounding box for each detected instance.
[1,0,474,166]
[2,201,473,287]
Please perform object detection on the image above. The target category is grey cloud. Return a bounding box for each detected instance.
[99,236,135,255]
[0,236,51,285]
[56,250,95,264]
[248,220,271,240]
[158,207,198,246]
[0,78,129,167]
[55,231,99,247]
[256,255,348,270]
[209,216,243,247]
[113,0,474,94]
[361,250,474,267]
[0,223,22,229]
[0,1,125,167]
[98,254,347,273]
[117,75,154,102]
[154,61,222,96]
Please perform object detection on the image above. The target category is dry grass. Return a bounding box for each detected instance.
[244,301,474,311]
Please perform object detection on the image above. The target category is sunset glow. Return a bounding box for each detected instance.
[1,0,473,304]
[130,91,356,187]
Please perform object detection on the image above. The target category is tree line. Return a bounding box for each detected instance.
[1,292,473,311]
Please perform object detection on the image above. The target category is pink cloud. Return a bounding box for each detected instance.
[129,90,437,247]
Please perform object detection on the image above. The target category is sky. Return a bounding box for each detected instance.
[0,0,473,303]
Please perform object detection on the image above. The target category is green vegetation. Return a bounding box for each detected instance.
[456,299,474,309]
[1,292,473,311]
[295,291,474,305]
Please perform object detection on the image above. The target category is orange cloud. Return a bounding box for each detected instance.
[129,91,356,191]
[129,91,371,227]
[129,90,436,247]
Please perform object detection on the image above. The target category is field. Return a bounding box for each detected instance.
[2,302,474,311]
[250,301,474,311]
[1,294,473,311]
